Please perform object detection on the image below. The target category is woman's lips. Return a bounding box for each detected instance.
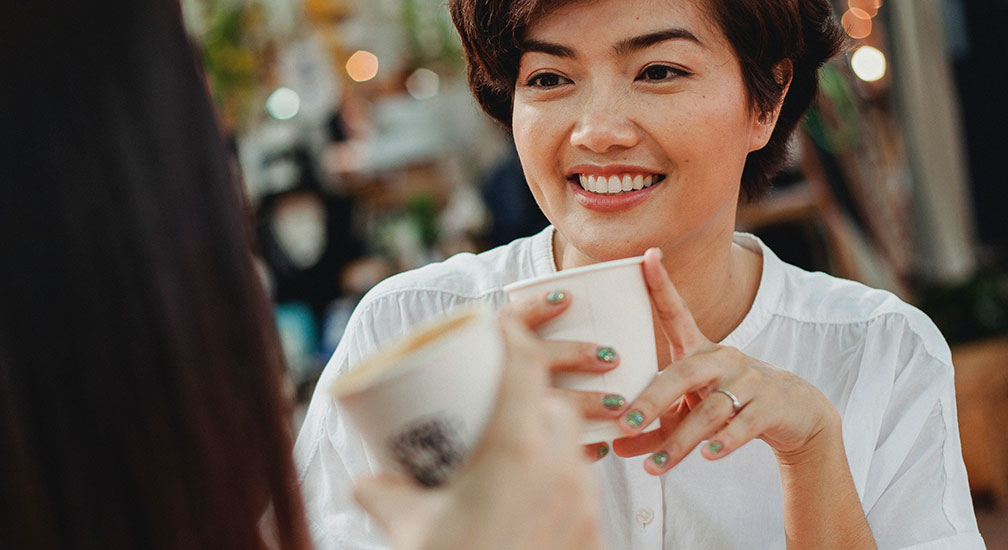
[568,173,665,212]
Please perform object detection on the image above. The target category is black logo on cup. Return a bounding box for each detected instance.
[389,416,465,487]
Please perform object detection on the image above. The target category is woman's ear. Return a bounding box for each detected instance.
[748,59,794,151]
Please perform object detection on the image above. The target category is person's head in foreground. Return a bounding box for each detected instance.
[0,2,310,549]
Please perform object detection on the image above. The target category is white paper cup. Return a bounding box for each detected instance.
[331,304,504,486]
[503,257,660,444]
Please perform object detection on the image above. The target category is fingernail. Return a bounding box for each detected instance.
[708,440,724,454]
[602,394,626,410]
[624,410,644,428]
[597,444,609,459]
[546,290,566,304]
[596,346,617,363]
[651,452,669,468]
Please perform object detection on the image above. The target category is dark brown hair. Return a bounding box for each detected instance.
[448,0,846,200]
[0,2,310,549]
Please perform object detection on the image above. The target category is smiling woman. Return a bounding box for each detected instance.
[295,1,987,549]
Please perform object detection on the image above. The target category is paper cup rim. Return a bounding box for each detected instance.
[502,255,645,295]
[330,303,494,398]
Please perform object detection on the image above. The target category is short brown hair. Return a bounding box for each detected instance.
[448,0,845,200]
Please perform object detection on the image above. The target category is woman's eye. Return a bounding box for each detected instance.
[526,72,569,88]
[637,65,687,81]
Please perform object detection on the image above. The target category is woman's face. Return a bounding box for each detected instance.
[512,0,773,264]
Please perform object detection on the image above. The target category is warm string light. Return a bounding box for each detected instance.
[848,0,880,18]
[842,1,887,83]
[345,50,379,82]
[841,0,882,39]
[841,7,872,39]
[851,45,886,82]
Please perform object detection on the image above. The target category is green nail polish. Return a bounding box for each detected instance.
[602,394,626,410]
[708,440,724,454]
[651,452,669,468]
[625,410,644,428]
[546,290,566,304]
[596,346,617,362]
[597,445,609,458]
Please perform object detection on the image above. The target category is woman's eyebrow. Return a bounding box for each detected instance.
[520,39,576,59]
[519,27,700,59]
[614,28,702,54]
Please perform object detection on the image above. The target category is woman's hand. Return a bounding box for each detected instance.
[497,290,629,460]
[353,311,603,550]
[612,248,840,472]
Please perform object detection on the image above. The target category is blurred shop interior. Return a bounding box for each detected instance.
[182,0,1008,535]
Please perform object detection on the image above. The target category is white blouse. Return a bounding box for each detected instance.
[294,226,986,549]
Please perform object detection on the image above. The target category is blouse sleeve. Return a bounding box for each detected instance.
[293,289,476,549]
[856,316,986,550]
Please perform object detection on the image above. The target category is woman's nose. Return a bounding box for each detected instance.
[569,96,641,153]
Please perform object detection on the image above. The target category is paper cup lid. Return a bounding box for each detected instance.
[330,303,493,397]
[502,255,644,295]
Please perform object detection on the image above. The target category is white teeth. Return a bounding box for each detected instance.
[577,173,659,194]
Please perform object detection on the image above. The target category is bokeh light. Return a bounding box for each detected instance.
[841,8,873,39]
[851,45,887,82]
[405,68,440,100]
[265,87,301,120]
[848,0,879,18]
[346,50,379,82]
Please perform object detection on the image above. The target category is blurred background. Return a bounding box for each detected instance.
[181,0,1008,542]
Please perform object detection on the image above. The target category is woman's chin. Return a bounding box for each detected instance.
[554,230,656,268]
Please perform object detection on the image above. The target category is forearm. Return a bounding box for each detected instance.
[775,412,876,550]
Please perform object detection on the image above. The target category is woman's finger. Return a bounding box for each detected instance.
[538,339,621,373]
[353,474,445,547]
[611,402,691,457]
[700,402,763,462]
[551,388,628,420]
[642,248,711,359]
[498,288,573,329]
[583,441,610,462]
[640,384,750,473]
[617,348,733,436]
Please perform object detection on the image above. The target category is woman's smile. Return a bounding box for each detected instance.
[565,164,667,212]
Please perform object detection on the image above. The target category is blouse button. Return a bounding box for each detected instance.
[635,507,654,526]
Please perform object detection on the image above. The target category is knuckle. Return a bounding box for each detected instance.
[631,393,659,417]
[727,412,752,435]
[697,402,723,424]
[676,361,705,389]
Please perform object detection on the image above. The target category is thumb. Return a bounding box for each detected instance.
[353,474,447,549]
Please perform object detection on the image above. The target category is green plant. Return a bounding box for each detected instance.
[192,1,273,131]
